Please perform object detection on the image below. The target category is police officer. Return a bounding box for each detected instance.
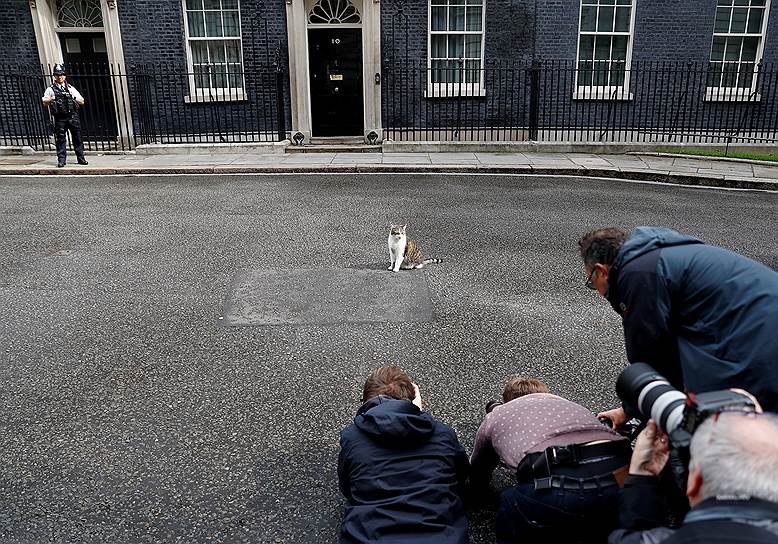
[42,64,88,168]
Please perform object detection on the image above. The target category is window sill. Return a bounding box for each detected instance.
[424,87,487,98]
[703,90,761,102]
[572,89,633,101]
[184,91,247,104]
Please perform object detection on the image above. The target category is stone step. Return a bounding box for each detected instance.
[286,144,382,153]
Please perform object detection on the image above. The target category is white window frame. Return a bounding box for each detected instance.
[705,0,770,102]
[573,0,636,101]
[182,0,246,102]
[426,0,487,98]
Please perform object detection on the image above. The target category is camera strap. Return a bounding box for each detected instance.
[516,440,631,486]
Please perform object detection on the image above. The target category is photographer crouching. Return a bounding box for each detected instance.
[41,64,88,168]
[470,377,632,544]
[609,364,778,543]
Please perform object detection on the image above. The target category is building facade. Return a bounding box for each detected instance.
[1,0,777,148]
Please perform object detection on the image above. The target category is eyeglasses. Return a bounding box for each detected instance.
[585,268,597,290]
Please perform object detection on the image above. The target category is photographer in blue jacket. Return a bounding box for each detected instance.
[578,226,778,425]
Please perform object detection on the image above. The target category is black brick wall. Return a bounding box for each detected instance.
[381,0,537,134]
[0,2,39,68]
[381,0,778,138]
[3,0,777,142]
[118,0,291,138]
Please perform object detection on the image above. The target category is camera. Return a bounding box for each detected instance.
[616,363,758,448]
[485,399,503,413]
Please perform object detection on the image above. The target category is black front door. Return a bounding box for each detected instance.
[308,28,363,137]
[59,32,118,139]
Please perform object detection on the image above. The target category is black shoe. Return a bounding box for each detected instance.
[57,161,66,168]
[77,158,88,165]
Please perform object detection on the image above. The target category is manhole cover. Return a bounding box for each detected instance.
[222,268,435,326]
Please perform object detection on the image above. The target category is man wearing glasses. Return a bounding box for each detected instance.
[578,226,778,423]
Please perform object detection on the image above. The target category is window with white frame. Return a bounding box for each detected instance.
[428,0,486,96]
[707,0,769,98]
[576,0,634,98]
[183,0,244,98]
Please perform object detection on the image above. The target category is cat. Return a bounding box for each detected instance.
[387,224,442,273]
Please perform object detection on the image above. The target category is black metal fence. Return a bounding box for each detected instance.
[0,62,287,151]
[5,60,778,148]
[382,60,778,145]
[132,63,287,145]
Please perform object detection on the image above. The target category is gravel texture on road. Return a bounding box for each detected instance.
[1,174,776,543]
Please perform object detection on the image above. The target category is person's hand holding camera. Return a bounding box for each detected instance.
[412,383,423,411]
[629,419,670,477]
[597,406,629,428]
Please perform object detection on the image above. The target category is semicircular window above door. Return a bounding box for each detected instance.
[308,0,361,24]
[56,0,104,28]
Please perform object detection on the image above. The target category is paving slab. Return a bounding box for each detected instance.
[569,157,613,167]
[382,154,433,164]
[280,154,335,164]
[331,154,383,164]
[693,164,755,174]
[427,152,479,164]
[753,165,778,178]
[222,268,434,326]
[474,153,531,164]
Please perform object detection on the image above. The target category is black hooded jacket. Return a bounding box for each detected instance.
[338,396,469,544]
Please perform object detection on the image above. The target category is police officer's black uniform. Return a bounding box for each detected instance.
[46,65,87,168]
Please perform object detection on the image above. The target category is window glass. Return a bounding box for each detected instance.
[708,0,768,90]
[429,0,485,87]
[576,0,633,90]
[185,0,244,92]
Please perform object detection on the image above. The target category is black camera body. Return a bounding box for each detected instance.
[616,363,758,486]
[485,399,503,414]
[670,388,758,447]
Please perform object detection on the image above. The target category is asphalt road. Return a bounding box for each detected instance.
[1,174,776,544]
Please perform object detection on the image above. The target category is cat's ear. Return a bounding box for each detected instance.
[389,223,396,230]
[400,224,408,232]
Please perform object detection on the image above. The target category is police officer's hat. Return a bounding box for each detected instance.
[53,64,66,76]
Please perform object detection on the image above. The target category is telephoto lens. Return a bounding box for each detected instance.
[616,363,687,435]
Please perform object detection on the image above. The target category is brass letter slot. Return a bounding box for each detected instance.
[329,74,344,81]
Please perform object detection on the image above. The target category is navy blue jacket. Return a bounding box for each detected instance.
[338,396,469,544]
[607,227,778,411]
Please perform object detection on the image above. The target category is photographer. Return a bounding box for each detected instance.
[42,64,88,168]
[578,226,778,425]
[338,366,469,544]
[609,413,778,543]
[470,377,630,544]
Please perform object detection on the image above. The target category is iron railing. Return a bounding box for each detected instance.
[0,62,288,151]
[3,60,777,148]
[381,59,778,145]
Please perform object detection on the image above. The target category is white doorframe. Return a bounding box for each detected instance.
[27,0,134,146]
[284,0,383,144]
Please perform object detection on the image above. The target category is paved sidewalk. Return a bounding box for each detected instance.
[1,150,777,190]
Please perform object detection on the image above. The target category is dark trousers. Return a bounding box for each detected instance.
[54,115,85,164]
[495,477,621,544]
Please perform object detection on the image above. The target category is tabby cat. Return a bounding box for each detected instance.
[387,224,442,272]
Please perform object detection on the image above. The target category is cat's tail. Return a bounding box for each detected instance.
[419,258,443,267]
